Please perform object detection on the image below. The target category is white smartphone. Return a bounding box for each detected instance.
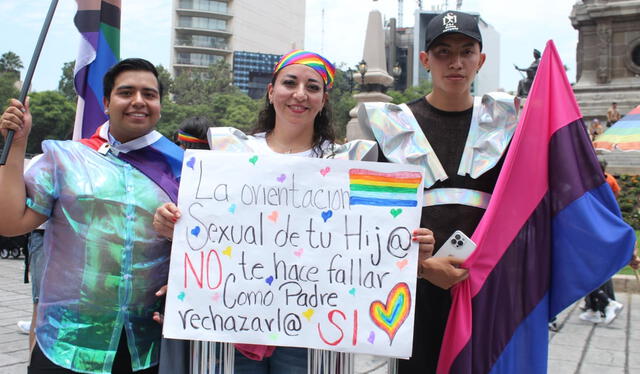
[433,230,477,260]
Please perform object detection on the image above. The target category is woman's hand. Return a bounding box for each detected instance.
[419,256,469,290]
[153,285,168,325]
[413,228,435,276]
[153,202,181,240]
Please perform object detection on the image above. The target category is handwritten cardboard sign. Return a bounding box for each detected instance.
[163,151,424,358]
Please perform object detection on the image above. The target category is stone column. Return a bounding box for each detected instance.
[346,10,395,141]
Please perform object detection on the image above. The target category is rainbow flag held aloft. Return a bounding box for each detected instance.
[593,105,640,151]
[436,41,636,374]
[72,0,120,140]
[348,168,422,207]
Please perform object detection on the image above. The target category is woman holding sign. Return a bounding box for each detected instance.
[154,50,435,374]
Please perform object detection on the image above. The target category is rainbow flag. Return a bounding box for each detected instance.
[436,41,636,374]
[348,169,422,207]
[593,105,640,151]
[72,0,120,140]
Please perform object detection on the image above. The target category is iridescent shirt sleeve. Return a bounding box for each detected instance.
[24,149,57,216]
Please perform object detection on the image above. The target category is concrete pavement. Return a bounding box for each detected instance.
[1,256,639,373]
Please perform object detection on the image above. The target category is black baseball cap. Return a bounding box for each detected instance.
[424,11,482,52]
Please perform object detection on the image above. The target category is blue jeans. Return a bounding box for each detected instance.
[234,347,308,374]
[28,230,45,304]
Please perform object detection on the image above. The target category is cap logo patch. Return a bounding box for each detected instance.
[443,12,458,31]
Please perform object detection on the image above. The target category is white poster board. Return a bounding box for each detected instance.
[163,151,424,358]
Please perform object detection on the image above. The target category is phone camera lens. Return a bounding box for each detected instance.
[454,234,461,240]
[457,240,464,247]
[450,239,457,245]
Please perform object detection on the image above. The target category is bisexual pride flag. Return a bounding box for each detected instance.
[349,169,422,207]
[437,41,636,374]
[72,0,120,140]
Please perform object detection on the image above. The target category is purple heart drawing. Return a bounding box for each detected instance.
[276,174,286,183]
[321,210,333,222]
[265,276,274,285]
[367,331,375,344]
[191,226,201,237]
[186,157,195,170]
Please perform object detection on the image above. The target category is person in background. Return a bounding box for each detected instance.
[590,118,603,141]
[176,116,212,150]
[606,102,621,128]
[579,159,623,324]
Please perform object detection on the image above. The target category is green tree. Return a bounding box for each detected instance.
[0,51,23,75]
[387,79,432,104]
[172,60,236,105]
[58,61,77,101]
[156,64,173,101]
[329,67,357,140]
[0,71,19,108]
[27,91,76,154]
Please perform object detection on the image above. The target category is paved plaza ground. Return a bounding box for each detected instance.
[1,256,639,373]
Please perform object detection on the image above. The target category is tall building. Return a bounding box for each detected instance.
[171,0,305,93]
[233,51,282,99]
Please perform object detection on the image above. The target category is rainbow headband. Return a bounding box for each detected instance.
[273,49,336,89]
[178,131,208,144]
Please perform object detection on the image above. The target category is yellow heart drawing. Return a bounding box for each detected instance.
[222,246,232,257]
[302,308,314,321]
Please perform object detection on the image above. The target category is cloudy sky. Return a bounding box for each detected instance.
[0,0,578,93]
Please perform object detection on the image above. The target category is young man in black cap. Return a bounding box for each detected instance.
[359,10,518,373]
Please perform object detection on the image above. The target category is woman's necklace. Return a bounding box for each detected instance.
[266,135,311,154]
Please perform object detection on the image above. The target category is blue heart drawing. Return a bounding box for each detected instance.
[321,210,333,222]
[349,288,356,296]
[191,226,201,237]
[186,157,195,170]
[178,291,185,301]
[265,276,274,285]
[228,204,236,214]
[367,331,375,344]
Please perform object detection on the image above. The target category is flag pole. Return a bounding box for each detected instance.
[0,0,59,166]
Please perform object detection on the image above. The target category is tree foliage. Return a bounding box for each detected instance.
[387,79,432,104]
[27,91,76,154]
[172,60,235,105]
[0,72,19,108]
[156,64,173,101]
[329,68,357,140]
[58,61,77,101]
[0,51,23,75]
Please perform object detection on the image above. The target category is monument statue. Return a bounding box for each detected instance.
[514,49,541,97]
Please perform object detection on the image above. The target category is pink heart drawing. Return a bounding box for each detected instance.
[294,248,304,257]
[268,211,279,222]
[396,259,409,270]
[212,293,220,302]
[320,167,330,176]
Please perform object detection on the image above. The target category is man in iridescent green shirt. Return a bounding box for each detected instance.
[0,58,183,374]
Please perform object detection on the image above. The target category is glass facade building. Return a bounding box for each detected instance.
[232,51,282,99]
